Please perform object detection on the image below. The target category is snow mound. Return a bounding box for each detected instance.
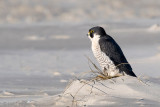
[52,76,160,107]
[6,76,160,107]
[148,24,160,32]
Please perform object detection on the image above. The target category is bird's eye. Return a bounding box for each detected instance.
[90,30,94,33]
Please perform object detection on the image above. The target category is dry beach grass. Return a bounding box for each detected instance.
[53,57,153,107]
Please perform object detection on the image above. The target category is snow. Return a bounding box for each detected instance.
[148,24,160,32]
[18,76,160,107]
[0,0,160,106]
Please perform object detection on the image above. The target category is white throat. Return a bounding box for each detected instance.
[88,34,100,42]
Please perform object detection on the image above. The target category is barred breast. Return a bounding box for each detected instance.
[91,37,119,76]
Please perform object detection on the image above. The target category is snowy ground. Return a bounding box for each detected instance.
[0,23,160,106]
[0,0,160,106]
[54,76,160,107]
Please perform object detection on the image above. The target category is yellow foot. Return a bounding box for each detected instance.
[96,75,111,80]
[95,74,122,80]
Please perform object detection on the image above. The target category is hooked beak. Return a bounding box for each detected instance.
[87,32,90,36]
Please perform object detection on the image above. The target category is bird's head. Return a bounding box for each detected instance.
[87,26,107,41]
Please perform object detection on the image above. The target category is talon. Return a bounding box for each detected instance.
[96,75,111,80]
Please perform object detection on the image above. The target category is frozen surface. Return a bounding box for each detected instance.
[0,24,160,106]
[53,76,160,107]
[0,0,160,106]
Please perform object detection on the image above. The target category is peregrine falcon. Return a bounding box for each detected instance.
[87,26,136,77]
